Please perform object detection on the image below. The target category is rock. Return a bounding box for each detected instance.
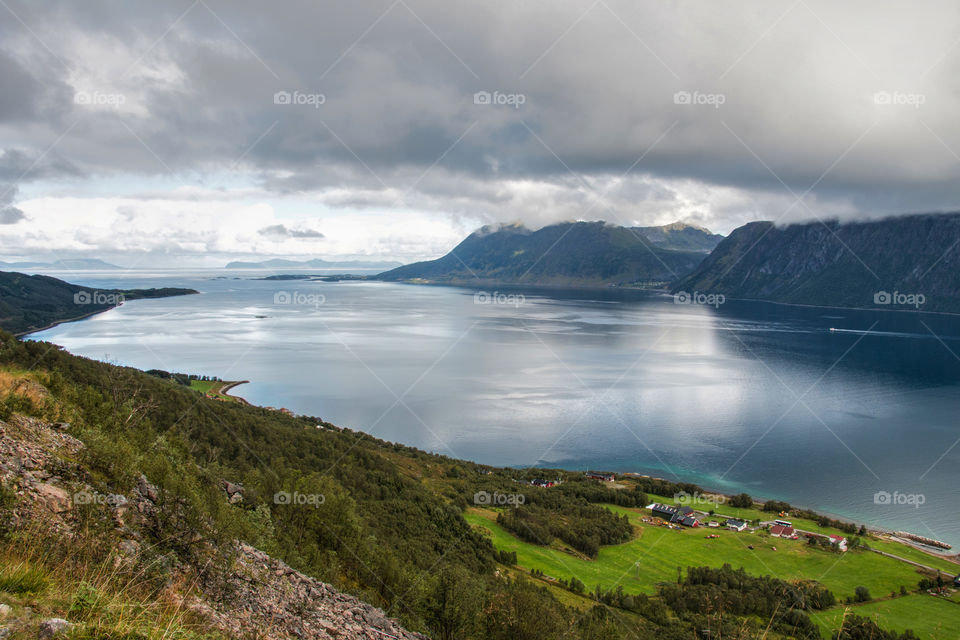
[220,480,244,504]
[38,618,72,638]
[0,626,9,639]
[136,475,159,503]
[34,483,70,513]
[0,603,10,617]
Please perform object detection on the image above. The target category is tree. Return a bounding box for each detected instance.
[854,586,871,602]
[729,493,753,509]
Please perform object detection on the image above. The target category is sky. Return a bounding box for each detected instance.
[1,0,959,267]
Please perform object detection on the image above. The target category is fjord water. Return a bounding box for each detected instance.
[31,273,960,547]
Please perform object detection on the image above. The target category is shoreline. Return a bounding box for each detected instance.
[218,380,251,405]
[379,279,960,317]
[15,306,118,338]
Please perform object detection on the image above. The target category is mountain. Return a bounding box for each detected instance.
[673,213,960,312]
[377,221,720,286]
[0,258,123,270]
[0,270,197,335]
[225,258,402,270]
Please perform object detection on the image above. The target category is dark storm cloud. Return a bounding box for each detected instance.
[1,0,959,232]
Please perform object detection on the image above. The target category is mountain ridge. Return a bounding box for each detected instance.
[673,212,960,312]
[378,221,722,286]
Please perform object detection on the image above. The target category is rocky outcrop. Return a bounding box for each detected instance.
[0,414,429,640]
[188,543,428,640]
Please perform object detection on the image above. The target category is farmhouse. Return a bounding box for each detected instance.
[829,535,848,551]
[727,519,748,532]
[585,471,615,481]
[769,524,796,538]
[530,478,554,488]
[648,503,700,527]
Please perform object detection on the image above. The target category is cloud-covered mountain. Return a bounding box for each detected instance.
[378,221,719,285]
[673,212,960,312]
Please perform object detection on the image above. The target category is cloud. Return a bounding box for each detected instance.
[0,0,959,261]
[258,224,325,239]
[0,206,25,224]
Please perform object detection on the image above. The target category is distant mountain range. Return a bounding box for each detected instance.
[674,212,960,312]
[0,258,122,270]
[0,270,197,335]
[377,221,722,286]
[226,258,403,270]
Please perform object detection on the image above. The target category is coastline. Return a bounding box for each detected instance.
[15,306,118,338]
[379,279,960,316]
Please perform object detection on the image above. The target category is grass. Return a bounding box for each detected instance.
[0,562,49,594]
[466,503,959,637]
[809,593,960,639]
[0,526,225,640]
[188,380,243,403]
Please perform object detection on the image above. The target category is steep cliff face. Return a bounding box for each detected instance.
[378,221,720,286]
[673,213,960,312]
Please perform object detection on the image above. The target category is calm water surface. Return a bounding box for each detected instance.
[29,271,960,547]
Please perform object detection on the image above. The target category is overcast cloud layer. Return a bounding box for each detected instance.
[1,0,958,265]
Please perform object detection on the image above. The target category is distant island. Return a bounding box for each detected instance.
[377,221,723,286]
[226,258,403,270]
[0,258,123,270]
[0,270,197,335]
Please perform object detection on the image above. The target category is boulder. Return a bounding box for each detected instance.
[38,618,72,639]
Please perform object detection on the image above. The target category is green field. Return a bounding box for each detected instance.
[810,594,960,639]
[465,503,960,637]
[189,379,245,403]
